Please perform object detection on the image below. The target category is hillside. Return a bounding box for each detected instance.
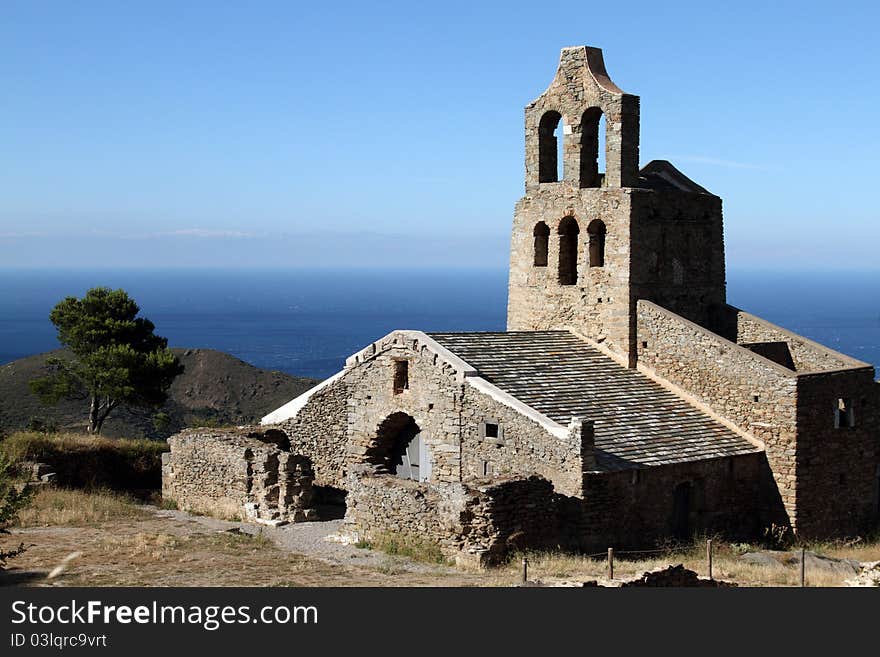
[0,348,318,439]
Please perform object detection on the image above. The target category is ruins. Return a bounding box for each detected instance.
[163,46,880,566]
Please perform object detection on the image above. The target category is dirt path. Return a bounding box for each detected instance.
[3,506,492,587]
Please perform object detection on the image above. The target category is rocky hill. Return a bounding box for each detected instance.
[0,348,318,439]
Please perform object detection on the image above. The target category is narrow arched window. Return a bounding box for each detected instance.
[558,216,579,285]
[538,111,562,183]
[587,219,606,267]
[580,108,605,188]
[533,222,549,266]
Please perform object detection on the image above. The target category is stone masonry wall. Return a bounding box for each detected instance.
[344,466,565,566]
[458,385,590,497]
[277,381,349,488]
[717,305,861,373]
[507,187,634,362]
[795,369,879,537]
[635,300,799,525]
[636,299,880,537]
[575,452,783,550]
[629,190,726,331]
[162,428,317,524]
[345,455,778,565]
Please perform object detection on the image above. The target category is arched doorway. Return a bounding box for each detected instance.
[369,412,432,482]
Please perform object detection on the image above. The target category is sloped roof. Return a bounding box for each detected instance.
[429,331,758,471]
[638,160,712,194]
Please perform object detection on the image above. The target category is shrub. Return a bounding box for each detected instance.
[0,432,167,493]
[0,454,34,568]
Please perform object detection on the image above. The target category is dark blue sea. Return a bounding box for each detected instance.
[1,268,878,380]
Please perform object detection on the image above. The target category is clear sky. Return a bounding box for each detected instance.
[1,0,878,269]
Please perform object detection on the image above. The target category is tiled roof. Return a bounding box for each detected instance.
[429,331,759,471]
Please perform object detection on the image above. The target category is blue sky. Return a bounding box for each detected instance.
[1,1,878,269]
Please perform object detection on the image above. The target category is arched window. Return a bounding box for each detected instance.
[580,107,605,188]
[558,216,579,285]
[587,219,606,267]
[533,222,549,267]
[538,111,562,183]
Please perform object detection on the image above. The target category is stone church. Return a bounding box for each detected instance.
[163,46,879,565]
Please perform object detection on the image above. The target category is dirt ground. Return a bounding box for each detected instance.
[3,505,492,587]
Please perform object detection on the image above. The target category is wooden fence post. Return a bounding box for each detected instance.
[800,548,806,587]
[707,539,713,580]
[608,547,614,580]
[522,557,528,584]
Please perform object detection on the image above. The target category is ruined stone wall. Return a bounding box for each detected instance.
[794,369,880,537]
[630,190,726,330]
[635,300,799,523]
[345,456,777,565]
[462,475,567,565]
[575,452,782,550]
[344,467,565,566]
[276,334,587,497]
[507,188,634,362]
[162,428,316,524]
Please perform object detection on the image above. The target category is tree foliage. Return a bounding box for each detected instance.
[29,287,184,434]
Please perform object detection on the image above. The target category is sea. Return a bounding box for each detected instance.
[1,268,878,380]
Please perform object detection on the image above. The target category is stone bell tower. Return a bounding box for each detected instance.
[507,46,726,367]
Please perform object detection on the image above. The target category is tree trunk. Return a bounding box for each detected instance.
[88,395,99,434]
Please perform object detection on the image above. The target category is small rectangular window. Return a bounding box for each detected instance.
[393,360,409,394]
[482,461,491,476]
[484,423,499,439]
[834,398,854,428]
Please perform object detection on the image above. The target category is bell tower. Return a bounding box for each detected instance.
[507,46,726,367]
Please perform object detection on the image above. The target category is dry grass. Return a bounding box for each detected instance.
[0,431,166,493]
[356,532,450,565]
[485,537,880,587]
[0,431,165,465]
[16,487,149,527]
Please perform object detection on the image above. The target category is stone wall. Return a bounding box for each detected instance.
[636,299,798,519]
[576,452,784,550]
[344,466,566,566]
[636,299,880,537]
[345,454,780,566]
[162,428,317,524]
[277,380,349,488]
[714,305,863,373]
[507,188,635,362]
[274,332,588,497]
[629,190,726,331]
[794,369,880,537]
